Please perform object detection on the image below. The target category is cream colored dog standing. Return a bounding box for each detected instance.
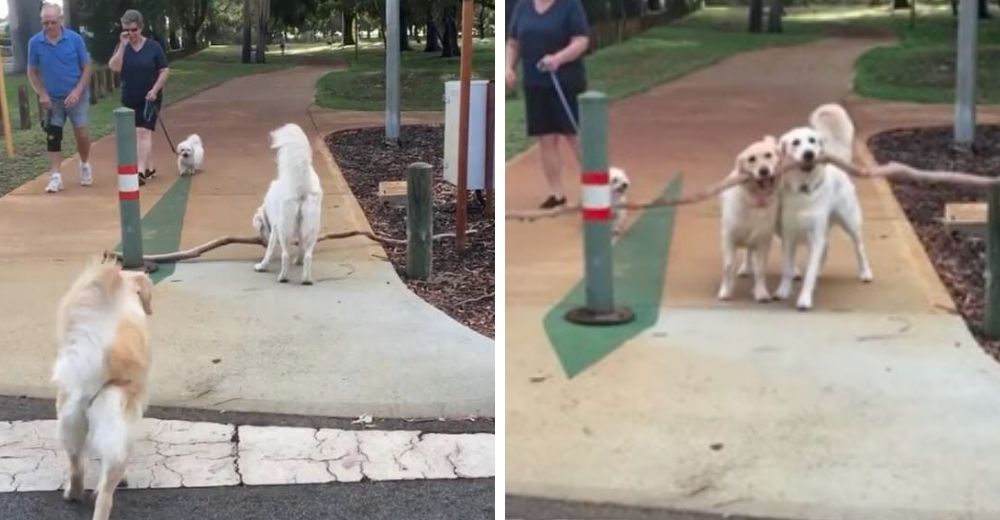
[718,136,783,302]
[776,103,873,310]
[52,260,153,520]
[253,123,323,285]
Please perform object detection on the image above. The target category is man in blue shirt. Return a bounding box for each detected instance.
[27,3,93,194]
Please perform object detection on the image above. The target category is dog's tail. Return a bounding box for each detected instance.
[809,103,854,162]
[270,123,313,183]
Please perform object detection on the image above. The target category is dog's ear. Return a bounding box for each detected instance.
[127,273,154,316]
[94,264,123,297]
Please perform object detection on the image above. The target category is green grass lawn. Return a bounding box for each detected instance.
[505,8,817,158]
[313,39,495,111]
[1,56,287,197]
[849,6,1000,104]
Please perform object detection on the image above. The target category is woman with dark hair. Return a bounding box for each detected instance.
[108,9,170,185]
[506,0,590,209]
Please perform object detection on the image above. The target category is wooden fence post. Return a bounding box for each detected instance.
[406,162,433,280]
[17,85,30,130]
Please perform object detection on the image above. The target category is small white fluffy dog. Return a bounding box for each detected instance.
[176,134,204,176]
[776,103,873,311]
[52,260,153,520]
[718,135,782,302]
[253,123,323,284]
[609,166,631,235]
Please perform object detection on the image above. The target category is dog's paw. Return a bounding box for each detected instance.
[796,296,813,311]
[253,262,268,272]
[754,289,772,303]
[63,484,85,503]
[717,286,732,301]
[301,279,313,286]
[278,276,289,283]
[860,269,874,283]
[775,283,792,300]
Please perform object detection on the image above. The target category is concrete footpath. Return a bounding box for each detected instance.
[0,66,493,419]
[506,37,1000,519]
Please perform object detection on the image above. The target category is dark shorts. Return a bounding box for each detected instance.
[122,98,160,131]
[524,83,583,137]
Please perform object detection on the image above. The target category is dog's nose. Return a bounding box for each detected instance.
[759,166,771,177]
[803,150,815,162]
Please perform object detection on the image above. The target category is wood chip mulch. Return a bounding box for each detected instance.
[869,124,1000,362]
[326,125,495,338]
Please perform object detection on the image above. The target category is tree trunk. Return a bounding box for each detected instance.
[424,8,442,52]
[766,0,783,32]
[255,0,269,63]
[400,4,411,50]
[343,11,356,45]
[9,0,43,74]
[440,6,460,57]
[748,0,764,32]
[979,0,992,18]
[242,0,253,63]
[477,5,488,39]
[893,0,909,9]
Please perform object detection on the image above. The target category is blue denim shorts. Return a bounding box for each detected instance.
[48,89,90,128]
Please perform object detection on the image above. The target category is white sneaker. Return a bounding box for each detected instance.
[79,163,93,186]
[45,173,63,193]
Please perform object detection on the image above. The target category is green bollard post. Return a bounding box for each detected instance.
[565,91,634,326]
[114,108,146,270]
[986,185,1000,338]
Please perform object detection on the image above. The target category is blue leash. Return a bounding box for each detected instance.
[143,99,176,154]
[537,61,579,134]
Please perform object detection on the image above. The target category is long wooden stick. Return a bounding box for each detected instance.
[824,153,1000,187]
[506,156,999,222]
[105,229,478,264]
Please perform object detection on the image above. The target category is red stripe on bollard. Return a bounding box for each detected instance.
[582,208,612,221]
[119,191,140,201]
[582,171,609,185]
[117,164,138,174]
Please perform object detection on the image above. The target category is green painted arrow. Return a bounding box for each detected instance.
[545,175,682,378]
[114,175,193,284]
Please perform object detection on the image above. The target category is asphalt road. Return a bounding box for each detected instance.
[0,480,495,520]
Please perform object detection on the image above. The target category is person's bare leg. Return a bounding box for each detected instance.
[136,128,153,173]
[564,134,581,168]
[73,127,91,163]
[538,134,565,199]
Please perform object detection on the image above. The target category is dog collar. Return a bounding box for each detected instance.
[791,175,824,194]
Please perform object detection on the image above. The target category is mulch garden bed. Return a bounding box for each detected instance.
[869,125,1000,362]
[326,125,495,338]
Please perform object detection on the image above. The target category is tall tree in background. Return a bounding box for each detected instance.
[174,0,211,49]
[439,1,459,57]
[748,0,764,32]
[255,0,271,63]
[766,0,783,32]
[476,0,493,39]
[8,0,42,73]
[242,0,253,62]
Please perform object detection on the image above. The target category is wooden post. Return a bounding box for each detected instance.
[105,68,114,93]
[113,70,121,89]
[455,0,475,251]
[89,69,99,105]
[93,68,104,99]
[18,85,31,130]
[0,54,14,158]
[406,162,433,280]
[986,185,1000,338]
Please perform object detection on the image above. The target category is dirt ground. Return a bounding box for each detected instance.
[326,125,495,338]
[869,124,1000,361]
